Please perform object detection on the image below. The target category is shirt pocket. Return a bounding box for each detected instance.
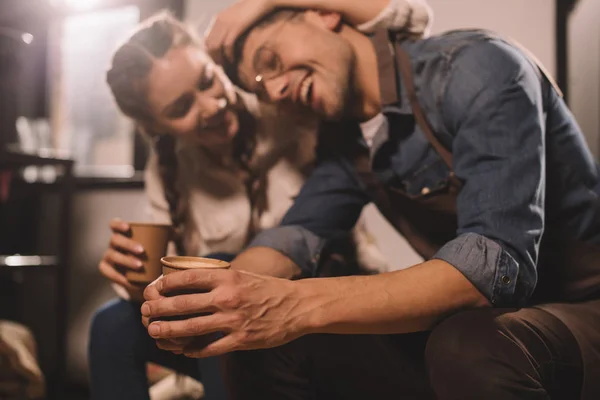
[397,155,453,200]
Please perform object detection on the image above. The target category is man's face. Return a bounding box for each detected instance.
[236,11,356,120]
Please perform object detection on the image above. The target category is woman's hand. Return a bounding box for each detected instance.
[204,0,394,66]
[204,0,274,66]
[98,218,146,292]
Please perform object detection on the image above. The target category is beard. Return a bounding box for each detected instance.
[321,49,357,121]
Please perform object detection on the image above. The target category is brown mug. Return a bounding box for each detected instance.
[124,222,172,284]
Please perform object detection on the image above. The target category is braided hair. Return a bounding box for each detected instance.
[106,12,193,255]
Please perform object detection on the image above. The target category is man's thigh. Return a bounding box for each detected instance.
[225,332,434,400]
[426,305,588,400]
[535,299,600,400]
[226,301,599,399]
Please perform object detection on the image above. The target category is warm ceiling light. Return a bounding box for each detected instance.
[21,33,34,44]
[0,27,34,45]
[53,0,101,11]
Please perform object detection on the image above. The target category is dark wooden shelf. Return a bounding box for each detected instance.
[0,149,73,169]
[0,255,59,269]
[1,149,145,190]
[0,147,73,398]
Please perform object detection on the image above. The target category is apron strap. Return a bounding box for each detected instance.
[392,42,455,170]
[372,29,564,171]
[370,29,454,171]
[353,148,437,260]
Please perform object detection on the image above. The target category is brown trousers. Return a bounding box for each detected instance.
[225,300,600,400]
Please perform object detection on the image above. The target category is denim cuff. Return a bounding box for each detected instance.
[248,226,326,278]
[433,233,520,306]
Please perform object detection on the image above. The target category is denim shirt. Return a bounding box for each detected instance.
[249,30,600,307]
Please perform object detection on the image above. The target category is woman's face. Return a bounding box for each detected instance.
[144,45,240,147]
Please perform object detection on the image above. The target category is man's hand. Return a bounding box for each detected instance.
[143,277,198,350]
[141,268,312,358]
[141,257,489,359]
[141,278,163,328]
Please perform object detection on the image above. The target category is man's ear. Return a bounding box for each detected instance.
[316,11,343,32]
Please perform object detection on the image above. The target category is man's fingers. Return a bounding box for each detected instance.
[142,293,214,318]
[157,269,225,294]
[183,334,240,358]
[143,279,164,301]
[147,314,225,339]
[155,339,187,353]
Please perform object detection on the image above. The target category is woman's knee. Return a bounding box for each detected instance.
[89,299,144,352]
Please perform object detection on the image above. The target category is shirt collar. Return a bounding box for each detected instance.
[357,30,398,157]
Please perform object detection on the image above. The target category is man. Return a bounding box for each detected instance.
[141,4,600,399]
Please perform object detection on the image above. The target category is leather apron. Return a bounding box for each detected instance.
[347,29,600,399]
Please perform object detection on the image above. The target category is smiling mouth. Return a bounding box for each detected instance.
[300,75,313,105]
[202,111,228,130]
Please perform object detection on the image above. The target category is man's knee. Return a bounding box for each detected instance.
[225,335,323,400]
[226,336,310,376]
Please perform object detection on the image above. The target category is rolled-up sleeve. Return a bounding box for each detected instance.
[248,225,326,278]
[433,39,546,307]
[249,146,370,277]
[434,233,521,306]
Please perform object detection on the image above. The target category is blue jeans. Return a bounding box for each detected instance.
[89,253,235,400]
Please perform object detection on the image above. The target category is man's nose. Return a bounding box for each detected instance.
[263,74,291,102]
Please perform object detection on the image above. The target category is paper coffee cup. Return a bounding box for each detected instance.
[159,256,231,322]
[161,256,231,275]
[125,222,172,284]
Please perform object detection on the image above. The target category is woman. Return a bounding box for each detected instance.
[89,1,432,399]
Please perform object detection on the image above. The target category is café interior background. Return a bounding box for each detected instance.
[0,0,598,397]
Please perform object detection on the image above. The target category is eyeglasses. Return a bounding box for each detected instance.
[238,46,286,101]
[253,47,284,84]
[242,21,290,97]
